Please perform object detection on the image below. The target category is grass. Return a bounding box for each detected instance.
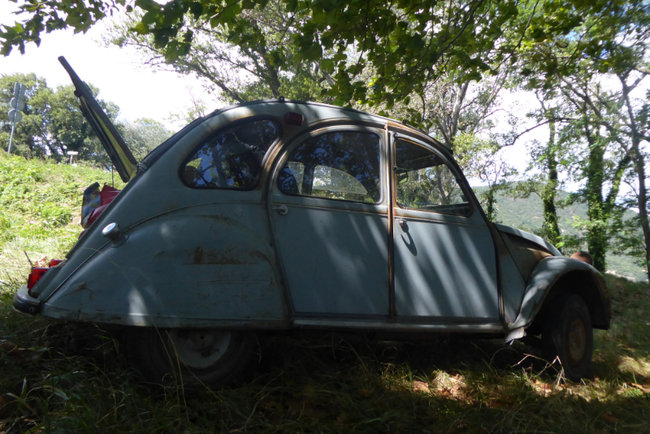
[1,293,648,432]
[0,152,123,282]
[1,153,649,432]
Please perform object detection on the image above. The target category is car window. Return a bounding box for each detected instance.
[395,139,469,214]
[278,131,381,204]
[182,119,280,189]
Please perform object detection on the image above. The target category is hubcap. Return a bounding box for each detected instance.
[168,330,232,369]
[566,319,587,363]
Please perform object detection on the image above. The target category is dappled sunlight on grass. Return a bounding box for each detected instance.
[618,355,650,379]
[0,303,648,431]
[430,372,467,400]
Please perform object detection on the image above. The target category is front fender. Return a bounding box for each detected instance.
[510,256,610,330]
[40,212,289,329]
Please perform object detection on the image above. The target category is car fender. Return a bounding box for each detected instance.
[509,256,610,332]
[40,211,289,329]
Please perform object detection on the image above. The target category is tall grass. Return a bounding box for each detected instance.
[1,153,648,432]
[0,152,123,282]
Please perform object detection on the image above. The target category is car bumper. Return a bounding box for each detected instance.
[13,285,42,315]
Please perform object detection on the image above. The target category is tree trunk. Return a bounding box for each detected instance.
[634,152,650,282]
[621,77,650,282]
[583,123,607,272]
[541,117,561,247]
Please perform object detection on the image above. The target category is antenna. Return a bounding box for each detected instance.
[24,251,33,268]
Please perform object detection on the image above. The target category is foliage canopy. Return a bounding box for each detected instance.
[0,0,540,107]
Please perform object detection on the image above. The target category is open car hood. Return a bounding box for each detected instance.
[59,56,137,182]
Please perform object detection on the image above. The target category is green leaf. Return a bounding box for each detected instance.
[189,2,203,18]
[321,59,334,73]
[133,22,149,35]
[141,10,158,25]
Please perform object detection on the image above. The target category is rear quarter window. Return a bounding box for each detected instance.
[182,119,280,189]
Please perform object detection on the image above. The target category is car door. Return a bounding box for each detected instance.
[391,135,500,323]
[269,127,389,317]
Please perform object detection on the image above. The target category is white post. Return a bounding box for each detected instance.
[7,121,16,153]
[67,150,79,164]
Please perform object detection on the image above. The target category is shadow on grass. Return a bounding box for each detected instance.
[185,333,649,433]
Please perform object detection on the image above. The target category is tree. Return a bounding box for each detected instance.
[119,118,171,160]
[1,0,527,108]
[409,70,514,220]
[511,0,650,276]
[555,3,649,279]
[562,86,629,272]
[513,90,580,251]
[108,0,329,103]
[615,73,650,282]
[1,73,120,163]
[537,105,561,247]
[0,73,49,158]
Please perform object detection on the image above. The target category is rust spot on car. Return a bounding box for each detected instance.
[248,250,273,265]
[63,282,94,300]
[193,247,205,264]
[192,246,270,265]
[207,214,239,226]
[74,282,89,292]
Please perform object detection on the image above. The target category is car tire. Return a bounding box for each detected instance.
[124,327,259,388]
[542,294,593,381]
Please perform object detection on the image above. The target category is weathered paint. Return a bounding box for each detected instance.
[269,124,390,317]
[494,224,556,325]
[42,206,287,327]
[510,256,609,330]
[494,224,561,257]
[15,101,609,339]
[494,239,527,325]
[393,210,499,320]
[272,199,390,316]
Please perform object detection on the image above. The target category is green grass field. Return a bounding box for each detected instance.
[1,153,648,432]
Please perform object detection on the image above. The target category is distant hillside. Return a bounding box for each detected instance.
[480,186,646,282]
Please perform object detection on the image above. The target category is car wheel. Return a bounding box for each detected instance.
[542,294,593,380]
[125,328,258,388]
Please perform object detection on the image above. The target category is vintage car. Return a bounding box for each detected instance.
[14,58,610,386]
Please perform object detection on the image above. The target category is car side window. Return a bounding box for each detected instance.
[395,139,469,215]
[182,119,279,189]
[278,131,381,204]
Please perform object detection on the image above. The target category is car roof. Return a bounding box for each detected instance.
[204,100,448,150]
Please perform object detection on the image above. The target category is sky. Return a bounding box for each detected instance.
[0,1,207,130]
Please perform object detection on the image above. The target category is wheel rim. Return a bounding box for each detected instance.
[566,318,587,364]
[167,330,232,369]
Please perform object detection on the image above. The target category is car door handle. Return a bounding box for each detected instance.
[398,219,408,231]
[272,204,289,216]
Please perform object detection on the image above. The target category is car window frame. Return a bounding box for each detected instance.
[274,125,387,207]
[179,117,282,191]
[392,135,475,218]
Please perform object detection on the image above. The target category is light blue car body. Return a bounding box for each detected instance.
[14,100,610,341]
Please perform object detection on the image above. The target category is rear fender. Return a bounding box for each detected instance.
[40,212,288,329]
